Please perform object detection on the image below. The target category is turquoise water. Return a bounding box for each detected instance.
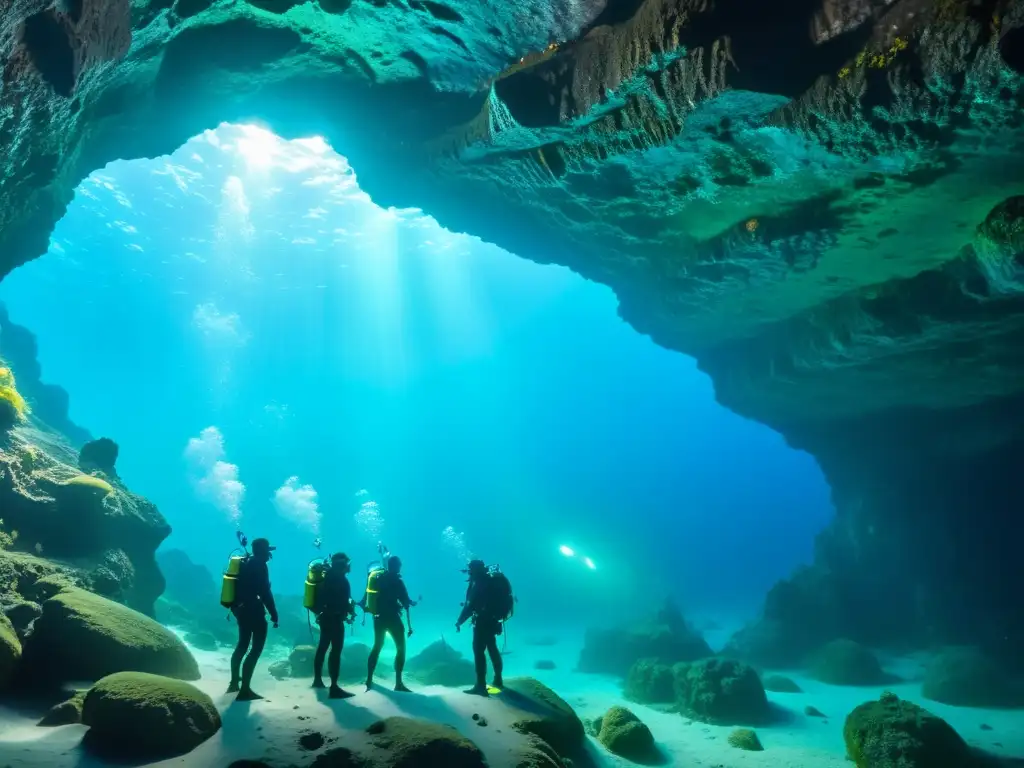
[0,122,832,635]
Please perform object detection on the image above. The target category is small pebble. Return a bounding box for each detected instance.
[476,716,488,727]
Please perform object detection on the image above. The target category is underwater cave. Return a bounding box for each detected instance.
[2,0,1024,765]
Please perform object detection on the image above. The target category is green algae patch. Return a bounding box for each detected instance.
[22,586,199,683]
[843,691,970,768]
[727,728,764,751]
[594,706,660,763]
[82,671,220,759]
[64,474,114,496]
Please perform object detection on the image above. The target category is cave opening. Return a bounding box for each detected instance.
[0,122,833,635]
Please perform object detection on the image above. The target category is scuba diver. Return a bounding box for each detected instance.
[227,537,279,701]
[455,559,514,696]
[363,545,417,692]
[312,552,356,698]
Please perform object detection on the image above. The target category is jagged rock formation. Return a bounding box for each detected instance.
[2,0,1024,662]
[0,305,91,447]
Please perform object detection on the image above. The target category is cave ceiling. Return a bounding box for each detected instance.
[2,0,1024,457]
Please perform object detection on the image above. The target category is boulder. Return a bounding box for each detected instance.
[267,641,386,682]
[20,585,199,684]
[290,644,316,671]
[922,646,1024,709]
[505,677,586,759]
[82,672,221,759]
[363,717,485,766]
[1,612,21,688]
[308,717,486,767]
[809,639,892,686]
[78,438,119,477]
[578,599,712,676]
[673,657,771,725]
[727,728,763,751]
[407,639,475,686]
[624,658,675,704]
[843,691,970,768]
[38,690,86,726]
[593,706,659,763]
[763,674,802,693]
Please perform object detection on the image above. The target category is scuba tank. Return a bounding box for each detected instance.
[220,530,249,609]
[304,557,331,611]
[363,541,390,616]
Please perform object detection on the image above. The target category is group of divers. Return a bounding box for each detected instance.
[219,533,515,702]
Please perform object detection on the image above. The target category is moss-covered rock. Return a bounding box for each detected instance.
[763,674,802,693]
[624,658,676,704]
[38,690,86,726]
[578,599,712,676]
[727,728,763,751]
[506,677,586,759]
[673,657,771,725]
[922,646,1024,709]
[407,639,475,686]
[809,639,891,686]
[21,586,199,684]
[81,671,220,759]
[594,706,659,763]
[0,611,21,688]
[351,717,485,767]
[843,691,970,768]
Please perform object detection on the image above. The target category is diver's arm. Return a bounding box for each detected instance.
[260,565,280,625]
[456,603,473,628]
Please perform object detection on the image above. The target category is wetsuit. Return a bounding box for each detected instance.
[230,556,278,693]
[457,575,504,690]
[367,571,412,686]
[314,567,352,688]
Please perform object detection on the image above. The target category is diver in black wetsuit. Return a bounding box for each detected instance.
[456,559,505,697]
[313,552,355,699]
[228,537,279,701]
[365,556,417,692]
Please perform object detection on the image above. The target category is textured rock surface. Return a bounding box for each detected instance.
[81,671,220,759]
[2,0,1024,659]
[0,424,169,616]
[20,585,200,684]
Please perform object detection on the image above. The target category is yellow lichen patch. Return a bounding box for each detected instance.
[65,475,115,496]
[844,36,909,76]
[0,366,29,424]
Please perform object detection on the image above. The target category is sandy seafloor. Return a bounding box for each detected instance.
[2,617,1023,767]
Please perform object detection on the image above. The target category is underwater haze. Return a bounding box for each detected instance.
[0,123,832,632]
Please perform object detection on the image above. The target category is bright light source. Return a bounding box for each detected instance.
[583,557,596,570]
[559,545,575,557]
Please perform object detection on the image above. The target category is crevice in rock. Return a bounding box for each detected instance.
[21,10,76,98]
[1001,25,1024,73]
[399,49,430,79]
[417,0,462,22]
[428,25,469,51]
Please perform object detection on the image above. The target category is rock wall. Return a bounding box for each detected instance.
[0,304,92,447]
[1,0,1023,657]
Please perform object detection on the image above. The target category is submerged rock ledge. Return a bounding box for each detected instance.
[2,0,1024,660]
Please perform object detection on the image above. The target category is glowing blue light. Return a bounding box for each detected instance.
[583,557,596,570]
[559,545,575,557]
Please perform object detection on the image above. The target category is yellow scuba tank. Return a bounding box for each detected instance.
[364,565,386,615]
[303,560,330,611]
[220,555,245,608]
